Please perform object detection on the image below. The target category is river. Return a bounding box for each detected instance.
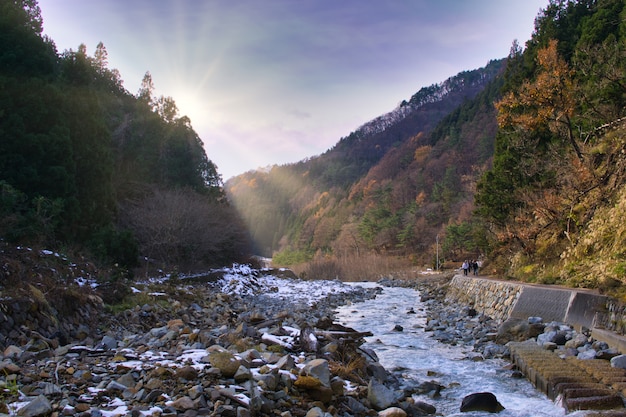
[334,282,588,416]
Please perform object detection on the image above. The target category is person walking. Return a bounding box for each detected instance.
[462,260,469,276]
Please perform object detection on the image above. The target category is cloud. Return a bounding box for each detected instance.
[38,0,547,180]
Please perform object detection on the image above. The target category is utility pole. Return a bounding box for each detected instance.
[436,234,439,272]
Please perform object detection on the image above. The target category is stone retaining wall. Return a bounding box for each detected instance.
[445,275,608,330]
[444,275,523,323]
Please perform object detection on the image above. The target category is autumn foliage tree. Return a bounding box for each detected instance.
[496,40,581,160]
[476,0,626,287]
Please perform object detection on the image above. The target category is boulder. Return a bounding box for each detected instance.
[368,378,396,410]
[496,318,528,344]
[305,407,326,417]
[209,351,241,378]
[611,354,626,369]
[301,359,330,387]
[460,392,504,413]
[16,395,52,417]
[378,407,406,417]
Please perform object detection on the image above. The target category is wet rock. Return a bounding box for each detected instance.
[460,392,504,413]
[414,380,443,398]
[410,400,437,415]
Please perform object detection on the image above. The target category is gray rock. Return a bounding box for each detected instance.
[301,359,330,388]
[344,396,369,414]
[564,333,588,349]
[234,365,252,382]
[305,407,326,417]
[577,349,597,360]
[611,354,626,369]
[99,335,118,350]
[255,373,277,391]
[274,354,295,371]
[537,330,557,346]
[150,326,168,338]
[188,385,204,400]
[106,380,129,392]
[17,395,52,417]
[367,378,395,410]
[116,372,136,388]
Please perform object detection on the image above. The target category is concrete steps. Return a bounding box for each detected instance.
[509,341,626,414]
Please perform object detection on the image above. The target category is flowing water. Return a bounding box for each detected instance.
[334,282,587,417]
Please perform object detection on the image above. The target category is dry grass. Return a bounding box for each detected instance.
[287,253,418,282]
[328,356,367,384]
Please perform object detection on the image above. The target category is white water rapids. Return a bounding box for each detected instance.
[334,282,589,417]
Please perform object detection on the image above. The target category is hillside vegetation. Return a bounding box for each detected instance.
[226,60,504,264]
[227,0,626,296]
[4,0,626,299]
[476,0,626,294]
[0,1,250,281]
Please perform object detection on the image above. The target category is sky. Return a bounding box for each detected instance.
[38,1,547,180]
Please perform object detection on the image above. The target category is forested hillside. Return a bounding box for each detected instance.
[228,0,626,297]
[226,61,505,262]
[475,0,626,293]
[0,1,249,275]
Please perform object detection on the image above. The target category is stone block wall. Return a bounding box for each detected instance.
[444,275,524,323]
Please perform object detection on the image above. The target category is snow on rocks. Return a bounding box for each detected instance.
[1,267,435,417]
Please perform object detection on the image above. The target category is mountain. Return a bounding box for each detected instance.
[226,60,505,261]
[229,0,626,297]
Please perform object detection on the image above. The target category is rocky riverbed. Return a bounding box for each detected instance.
[0,267,443,417]
[393,276,623,362]
[2,268,626,417]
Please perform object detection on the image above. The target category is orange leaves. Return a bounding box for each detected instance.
[496,40,575,134]
[413,145,432,164]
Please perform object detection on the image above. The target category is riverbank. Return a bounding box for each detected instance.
[4,269,626,416]
[1,267,442,417]
[391,273,626,415]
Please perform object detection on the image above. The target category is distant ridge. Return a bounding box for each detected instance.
[354,59,504,138]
